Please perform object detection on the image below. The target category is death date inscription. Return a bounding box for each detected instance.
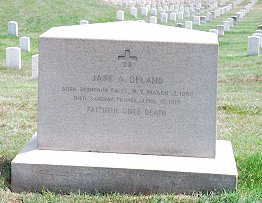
[60,74,195,117]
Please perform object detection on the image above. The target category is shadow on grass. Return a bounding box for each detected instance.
[0,159,11,188]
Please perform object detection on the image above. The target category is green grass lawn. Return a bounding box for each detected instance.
[0,0,261,202]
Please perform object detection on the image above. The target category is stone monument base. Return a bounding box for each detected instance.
[12,133,237,194]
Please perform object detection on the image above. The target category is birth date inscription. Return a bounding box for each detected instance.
[60,73,195,117]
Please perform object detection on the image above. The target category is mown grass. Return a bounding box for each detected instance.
[0,0,262,202]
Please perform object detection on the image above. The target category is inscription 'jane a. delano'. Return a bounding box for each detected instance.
[91,75,164,85]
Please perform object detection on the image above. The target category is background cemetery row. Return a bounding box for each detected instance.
[0,0,261,202]
[3,0,262,75]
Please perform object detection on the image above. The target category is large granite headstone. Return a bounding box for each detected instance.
[12,21,237,194]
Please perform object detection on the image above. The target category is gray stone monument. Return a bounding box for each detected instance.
[12,21,237,194]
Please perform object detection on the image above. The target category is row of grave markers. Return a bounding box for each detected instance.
[209,0,256,37]
[113,0,261,55]
[248,20,262,56]
[115,1,240,24]
[3,0,260,75]
[6,21,38,79]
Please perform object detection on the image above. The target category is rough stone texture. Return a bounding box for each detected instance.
[6,47,21,69]
[38,21,218,158]
[8,21,18,36]
[32,54,39,80]
[19,36,31,51]
[12,134,237,194]
[116,10,124,21]
[247,36,260,55]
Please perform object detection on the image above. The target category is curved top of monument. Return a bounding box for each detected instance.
[40,21,218,45]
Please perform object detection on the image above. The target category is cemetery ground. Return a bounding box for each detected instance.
[0,0,261,202]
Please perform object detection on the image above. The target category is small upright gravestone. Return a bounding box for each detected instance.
[248,36,260,55]
[80,20,89,25]
[193,16,200,25]
[116,10,124,21]
[32,54,39,80]
[141,7,149,16]
[19,36,30,51]
[217,25,225,35]
[200,16,206,24]
[150,16,157,24]
[252,33,262,48]
[177,12,183,20]
[170,12,177,21]
[6,47,21,68]
[151,8,157,16]
[12,21,237,194]
[160,13,168,23]
[8,21,18,36]
[185,21,192,29]
[130,7,137,18]
[223,21,230,32]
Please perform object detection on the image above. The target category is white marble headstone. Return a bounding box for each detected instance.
[32,54,39,80]
[80,20,89,25]
[185,21,192,29]
[131,7,137,18]
[8,21,18,36]
[6,47,21,69]
[19,36,31,51]
[247,36,260,56]
[150,16,157,24]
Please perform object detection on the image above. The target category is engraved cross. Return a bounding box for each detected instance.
[118,50,137,67]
